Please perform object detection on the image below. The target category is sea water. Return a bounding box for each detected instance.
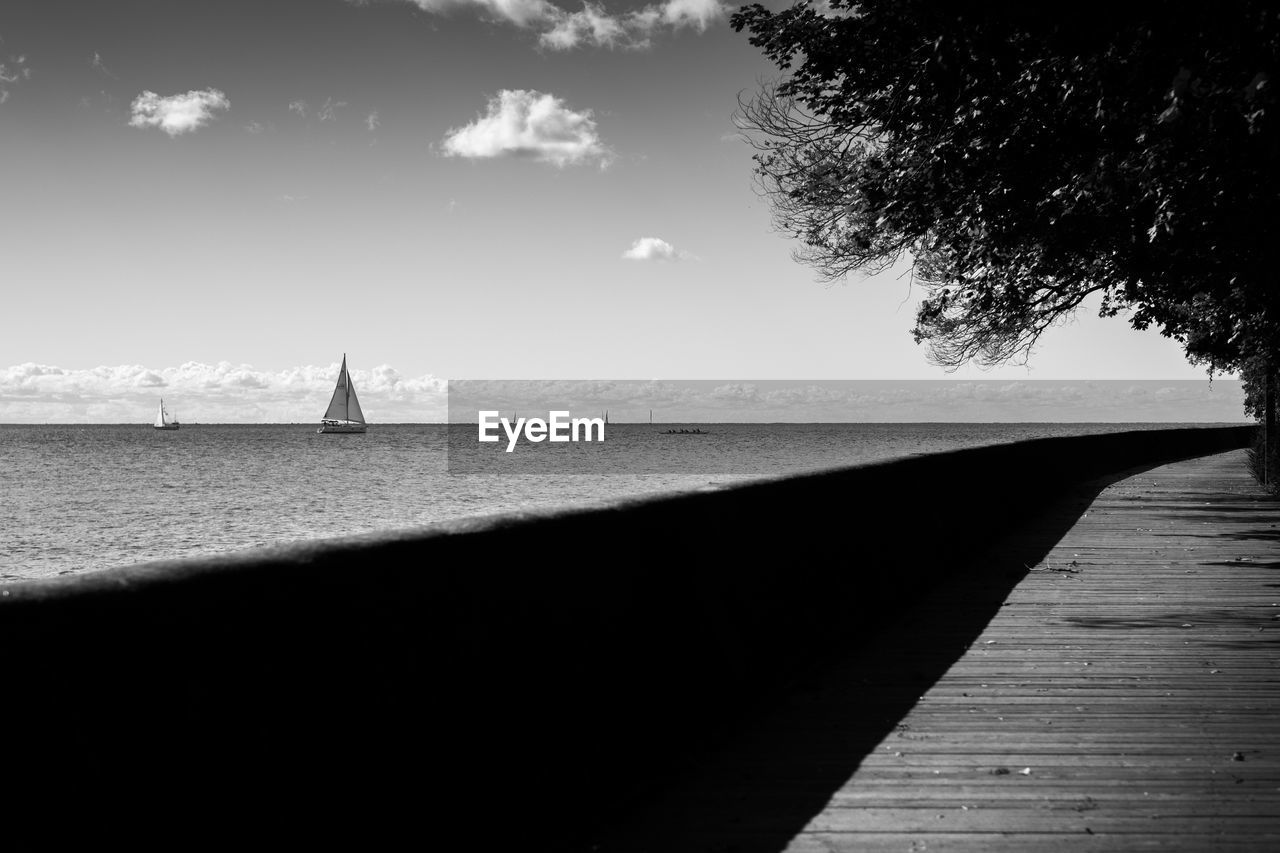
[0,423,1222,581]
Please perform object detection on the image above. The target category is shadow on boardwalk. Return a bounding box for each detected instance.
[597,450,1280,852]
[590,467,1144,853]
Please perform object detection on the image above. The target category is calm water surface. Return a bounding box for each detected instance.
[1,423,1218,581]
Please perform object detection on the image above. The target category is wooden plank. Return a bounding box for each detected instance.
[786,834,1280,853]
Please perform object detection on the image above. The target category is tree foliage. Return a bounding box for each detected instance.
[731,1,1280,372]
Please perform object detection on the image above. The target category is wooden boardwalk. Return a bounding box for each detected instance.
[598,450,1280,852]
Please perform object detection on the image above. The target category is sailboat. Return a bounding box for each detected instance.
[153,398,180,431]
[318,354,367,434]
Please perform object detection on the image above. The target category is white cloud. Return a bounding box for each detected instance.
[371,0,728,50]
[0,53,31,104]
[622,236,688,261]
[366,110,380,131]
[0,361,448,423]
[657,0,723,30]
[407,0,562,27]
[129,88,230,137]
[0,57,28,83]
[90,51,116,79]
[288,98,355,124]
[318,97,347,121]
[540,3,629,50]
[442,89,612,168]
[541,0,729,50]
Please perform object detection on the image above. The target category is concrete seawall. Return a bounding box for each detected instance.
[0,426,1253,849]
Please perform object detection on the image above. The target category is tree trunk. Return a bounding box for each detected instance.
[1266,364,1276,488]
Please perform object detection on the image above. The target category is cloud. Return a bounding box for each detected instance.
[406,0,562,28]
[540,4,630,50]
[372,0,728,50]
[289,98,356,124]
[366,110,380,131]
[404,0,560,27]
[541,0,730,51]
[128,88,230,136]
[318,97,347,121]
[656,0,723,29]
[622,236,690,261]
[90,51,116,79]
[0,361,448,423]
[442,89,612,167]
[0,53,31,104]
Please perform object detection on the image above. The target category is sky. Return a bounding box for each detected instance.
[0,0,1239,422]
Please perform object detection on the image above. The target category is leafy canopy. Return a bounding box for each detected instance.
[732,1,1280,372]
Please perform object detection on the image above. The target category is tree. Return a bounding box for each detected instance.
[1241,351,1278,491]
[731,1,1280,375]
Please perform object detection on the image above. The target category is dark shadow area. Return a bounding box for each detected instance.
[1201,527,1280,542]
[1200,559,1280,569]
[1062,608,1275,630]
[1061,608,1280,651]
[0,427,1252,851]
[1165,505,1276,518]
[586,470,1130,853]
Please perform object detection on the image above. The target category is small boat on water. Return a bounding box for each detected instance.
[153,398,180,431]
[318,354,367,434]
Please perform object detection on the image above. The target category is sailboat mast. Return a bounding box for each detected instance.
[342,353,349,421]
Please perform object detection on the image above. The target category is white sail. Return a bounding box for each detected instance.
[346,378,365,424]
[322,355,366,424]
[155,399,168,428]
[322,367,349,420]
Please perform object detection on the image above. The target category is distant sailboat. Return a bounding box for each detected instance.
[153,398,180,431]
[317,354,367,434]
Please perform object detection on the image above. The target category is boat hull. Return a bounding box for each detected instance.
[317,421,366,434]
[153,424,180,431]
